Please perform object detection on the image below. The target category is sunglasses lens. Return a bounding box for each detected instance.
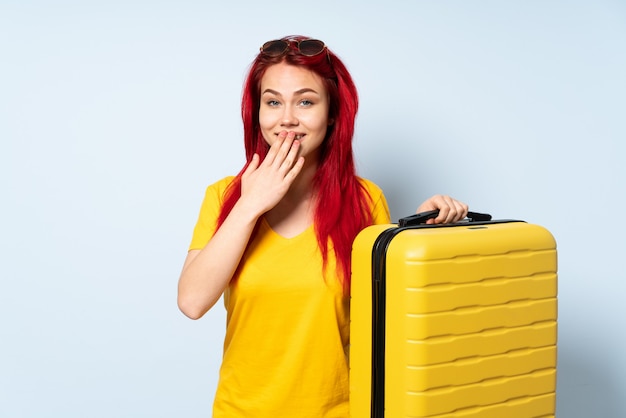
[262,40,289,56]
[298,39,325,56]
[260,39,326,57]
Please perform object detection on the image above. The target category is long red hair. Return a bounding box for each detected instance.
[217,35,373,293]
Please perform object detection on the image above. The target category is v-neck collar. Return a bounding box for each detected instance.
[260,217,315,241]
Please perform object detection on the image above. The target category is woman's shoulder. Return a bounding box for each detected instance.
[357,177,391,223]
[204,175,237,194]
[196,176,238,209]
[210,175,237,188]
[357,177,384,197]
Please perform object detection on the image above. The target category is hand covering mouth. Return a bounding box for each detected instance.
[276,133,305,140]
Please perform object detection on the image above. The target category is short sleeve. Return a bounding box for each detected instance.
[358,178,391,225]
[188,176,236,251]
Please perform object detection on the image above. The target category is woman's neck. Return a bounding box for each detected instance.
[263,160,318,238]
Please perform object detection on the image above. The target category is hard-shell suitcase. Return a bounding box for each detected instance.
[350,211,558,418]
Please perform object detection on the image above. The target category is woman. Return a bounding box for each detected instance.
[178,35,468,417]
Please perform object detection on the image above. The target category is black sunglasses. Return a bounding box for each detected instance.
[260,39,327,57]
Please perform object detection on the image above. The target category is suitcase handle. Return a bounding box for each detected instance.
[398,210,492,227]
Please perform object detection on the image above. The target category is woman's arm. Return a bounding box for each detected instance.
[177,199,262,319]
[177,132,304,319]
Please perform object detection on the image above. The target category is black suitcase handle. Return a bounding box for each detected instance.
[398,210,492,227]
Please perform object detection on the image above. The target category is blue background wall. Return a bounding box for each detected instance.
[1,1,624,417]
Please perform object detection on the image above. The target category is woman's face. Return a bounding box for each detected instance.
[258,62,331,164]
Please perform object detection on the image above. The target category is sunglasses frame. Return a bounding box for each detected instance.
[260,39,328,58]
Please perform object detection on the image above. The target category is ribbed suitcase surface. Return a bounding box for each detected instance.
[350,219,557,418]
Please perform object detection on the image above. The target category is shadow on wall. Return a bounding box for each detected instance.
[556,346,624,418]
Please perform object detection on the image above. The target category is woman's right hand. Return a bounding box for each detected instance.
[239,131,305,216]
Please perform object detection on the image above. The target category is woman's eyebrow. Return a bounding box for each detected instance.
[261,88,282,96]
[261,88,320,96]
[293,88,320,95]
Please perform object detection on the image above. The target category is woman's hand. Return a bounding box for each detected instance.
[416,195,468,225]
[239,131,305,216]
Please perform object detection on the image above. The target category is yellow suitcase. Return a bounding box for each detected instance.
[350,211,557,418]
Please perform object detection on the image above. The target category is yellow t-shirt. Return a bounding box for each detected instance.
[189,176,390,418]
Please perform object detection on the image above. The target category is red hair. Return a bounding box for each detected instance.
[217,35,373,293]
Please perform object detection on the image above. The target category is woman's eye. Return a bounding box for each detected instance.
[299,99,313,106]
[267,100,280,106]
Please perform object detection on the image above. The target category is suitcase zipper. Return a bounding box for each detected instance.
[370,226,405,418]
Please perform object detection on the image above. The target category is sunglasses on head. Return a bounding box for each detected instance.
[260,39,327,57]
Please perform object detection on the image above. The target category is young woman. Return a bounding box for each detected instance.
[177,35,468,417]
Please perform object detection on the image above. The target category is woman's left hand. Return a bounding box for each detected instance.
[416,195,469,225]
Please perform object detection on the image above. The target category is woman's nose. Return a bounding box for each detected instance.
[280,107,298,127]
